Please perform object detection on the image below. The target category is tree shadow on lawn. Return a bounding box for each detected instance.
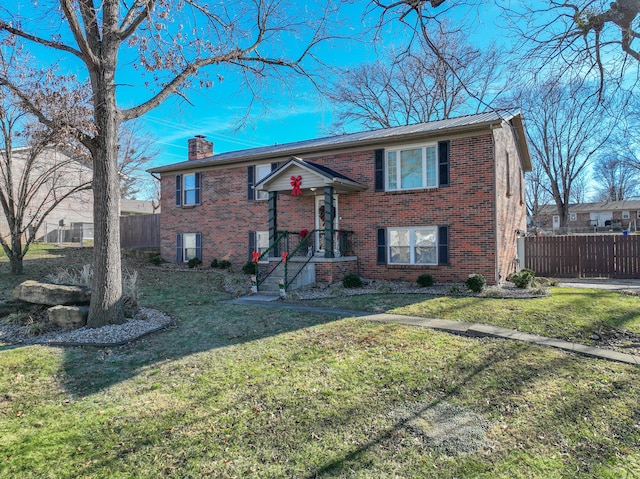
[61,301,343,398]
[300,345,640,478]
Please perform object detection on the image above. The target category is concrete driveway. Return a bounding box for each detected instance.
[558,278,640,292]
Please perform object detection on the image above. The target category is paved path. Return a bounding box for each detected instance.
[227,296,640,367]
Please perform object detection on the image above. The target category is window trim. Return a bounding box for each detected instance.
[385,142,439,192]
[256,230,270,262]
[176,172,201,207]
[622,211,630,220]
[181,232,201,262]
[387,226,439,265]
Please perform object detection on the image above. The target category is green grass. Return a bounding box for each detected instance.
[1,245,639,478]
[293,289,640,343]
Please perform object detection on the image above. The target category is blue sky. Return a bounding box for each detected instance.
[131,1,508,167]
[6,1,507,167]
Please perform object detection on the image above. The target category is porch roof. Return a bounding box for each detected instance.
[255,157,366,195]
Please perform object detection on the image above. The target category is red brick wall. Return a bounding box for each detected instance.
[494,123,528,281]
[160,131,519,284]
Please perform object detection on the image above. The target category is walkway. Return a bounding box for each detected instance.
[227,296,640,366]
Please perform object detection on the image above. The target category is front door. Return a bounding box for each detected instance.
[315,194,338,254]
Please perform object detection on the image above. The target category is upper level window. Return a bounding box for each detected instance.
[175,173,201,207]
[255,165,272,200]
[386,144,438,191]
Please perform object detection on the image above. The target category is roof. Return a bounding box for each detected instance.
[255,157,366,194]
[538,200,640,215]
[149,110,532,174]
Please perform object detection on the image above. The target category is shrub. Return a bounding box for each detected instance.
[242,261,257,275]
[210,258,219,268]
[448,284,462,295]
[218,260,232,270]
[342,273,363,288]
[416,274,435,288]
[187,257,202,269]
[510,268,535,289]
[465,274,486,293]
[149,255,164,265]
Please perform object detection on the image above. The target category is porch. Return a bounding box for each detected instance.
[254,229,358,293]
[252,157,366,292]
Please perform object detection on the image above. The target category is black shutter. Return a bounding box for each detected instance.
[374,149,384,192]
[247,166,255,201]
[248,231,256,260]
[438,226,449,265]
[195,173,201,205]
[195,233,202,260]
[377,228,386,264]
[175,174,182,207]
[438,141,450,187]
[176,233,183,262]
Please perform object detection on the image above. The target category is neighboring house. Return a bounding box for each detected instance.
[0,146,160,245]
[0,146,93,244]
[149,111,532,287]
[121,199,158,215]
[534,201,640,234]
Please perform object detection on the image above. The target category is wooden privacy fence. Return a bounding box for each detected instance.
[120,214,160,249]
[524,235,640,279]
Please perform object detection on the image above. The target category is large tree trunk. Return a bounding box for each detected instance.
[86,36,124,327]
[9,235,23,274]
[9,254,23,275]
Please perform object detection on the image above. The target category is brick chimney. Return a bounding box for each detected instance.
[188,135,213,160]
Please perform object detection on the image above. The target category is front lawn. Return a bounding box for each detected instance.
[1,245,639,478]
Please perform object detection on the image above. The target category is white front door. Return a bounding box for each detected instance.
[315,194,338,254]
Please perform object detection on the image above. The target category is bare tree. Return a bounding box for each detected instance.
[0,1,341,327]
[498,1,640,96]
[592,155,639,201]
[117,121,160,200]
[517,79,614,227]
[0,87,92,274]
[525,160,552,230]
[328,29,505,130]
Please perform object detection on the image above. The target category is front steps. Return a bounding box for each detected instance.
[257,261,316,292]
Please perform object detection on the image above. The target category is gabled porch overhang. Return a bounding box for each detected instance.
[254,157,365,262]
[254,157,366,196]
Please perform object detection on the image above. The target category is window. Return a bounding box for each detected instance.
[388,227,438,265]
[569,213,577,221]
[622,211,630,220]
[175,173,201,207]
[248,163,278,200]
[255,165,272,200]
[176,233,201,262]
[256,231,269,262]
[386,144,438,191]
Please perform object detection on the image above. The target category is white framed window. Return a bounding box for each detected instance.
[256,231,270,262]
[386,143,438,191]
[388,226,438,265]
[175,173,201,207]
[637,210,640,219]
[184,174,196,205]
[569,213,577,221]
[255,165,272,200]
[622,211,630,220]
[182,233,200,262]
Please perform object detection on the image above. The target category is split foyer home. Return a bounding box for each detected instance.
[149,111,532,289]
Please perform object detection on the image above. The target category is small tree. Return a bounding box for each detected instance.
[0,103,92,274]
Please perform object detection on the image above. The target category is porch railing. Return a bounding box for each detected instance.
[254,229,354,291]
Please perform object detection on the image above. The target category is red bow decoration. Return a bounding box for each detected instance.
[290,175,302,196]
[281,251,289,264]
[251,251,260,263]
[299,229,309,238]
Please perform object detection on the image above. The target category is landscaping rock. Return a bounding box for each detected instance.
[48,305,89,330]
[13,280,91,306]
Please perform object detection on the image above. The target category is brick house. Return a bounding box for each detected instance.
[149,111,532,287]
[534,201,640,234]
